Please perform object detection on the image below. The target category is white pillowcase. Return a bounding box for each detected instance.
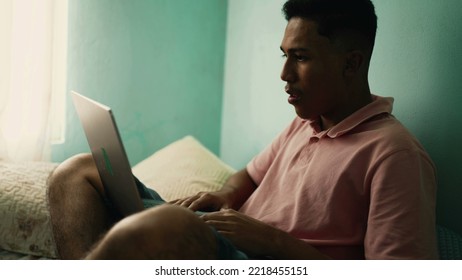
[132,136,235,202]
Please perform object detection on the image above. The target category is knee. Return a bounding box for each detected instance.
[92,205,217,259]
[50,153,94,180]
[48,153,102,193]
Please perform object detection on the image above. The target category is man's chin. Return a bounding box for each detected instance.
[294,108,318,121]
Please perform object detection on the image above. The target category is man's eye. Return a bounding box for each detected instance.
[295,55,308,62]
[280,53,308,61]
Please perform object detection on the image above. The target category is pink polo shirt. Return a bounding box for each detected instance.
[241,95,438,259]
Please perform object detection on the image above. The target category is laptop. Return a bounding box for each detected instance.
[71,91,145,217]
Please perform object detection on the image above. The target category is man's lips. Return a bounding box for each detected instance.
[285,86,301,104]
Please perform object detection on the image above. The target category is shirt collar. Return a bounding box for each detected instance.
[306,95,394,138]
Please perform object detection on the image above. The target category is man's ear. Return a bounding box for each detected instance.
[343,50,364,77]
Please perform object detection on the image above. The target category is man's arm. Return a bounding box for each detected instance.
[174,168,330,259]
[214,168,258,210]
[201,209,330,259]
[365,149,438,259]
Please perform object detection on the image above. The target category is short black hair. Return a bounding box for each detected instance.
[282,0,377,51]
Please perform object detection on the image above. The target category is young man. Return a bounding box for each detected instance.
[48,0,438,259]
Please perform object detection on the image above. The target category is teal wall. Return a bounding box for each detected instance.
[220,0,290,168]
[52,0,228,166]
[221,0,462,234]
[370,1,462,235]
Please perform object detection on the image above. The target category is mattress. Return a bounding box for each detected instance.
[0,161,59,259]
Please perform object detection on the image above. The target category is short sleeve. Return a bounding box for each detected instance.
[246,117,305,186]
[365,148,438,259]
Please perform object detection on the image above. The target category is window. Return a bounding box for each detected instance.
[0,0,68,161]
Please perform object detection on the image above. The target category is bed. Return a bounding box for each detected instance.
[0,136,461,259]
[0,136,235,259]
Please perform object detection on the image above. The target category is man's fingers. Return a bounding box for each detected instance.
[168,192,224,212]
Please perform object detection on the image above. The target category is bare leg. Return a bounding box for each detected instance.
[48,154,116,259]
[86,204,218,259]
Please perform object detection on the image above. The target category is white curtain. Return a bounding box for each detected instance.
[0,0,67,162]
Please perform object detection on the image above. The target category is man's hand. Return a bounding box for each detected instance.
[170,191,228,212]
[170,168,258,212]
[200,208,281,257]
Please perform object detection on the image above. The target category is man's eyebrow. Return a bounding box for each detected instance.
[280,46,310,53]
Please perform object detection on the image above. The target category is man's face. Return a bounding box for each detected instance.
[280,18,347,121]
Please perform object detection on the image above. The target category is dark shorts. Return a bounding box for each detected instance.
[132,177,248,260]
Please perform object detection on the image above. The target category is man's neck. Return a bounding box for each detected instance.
[320,90,373,131]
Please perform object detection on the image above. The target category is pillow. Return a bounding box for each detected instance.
[0,161,59,258]
[132,136,236,202]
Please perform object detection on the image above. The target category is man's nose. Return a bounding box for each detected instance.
[280,60,295,82]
